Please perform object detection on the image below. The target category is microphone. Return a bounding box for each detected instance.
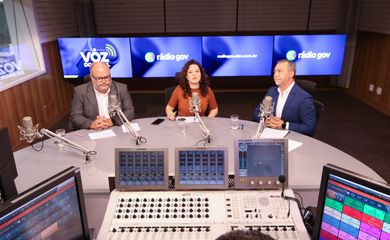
[260,96,273,118]
[190,92,211,144]
[109,95,118,114]
[18,116,43,143]
[252,96,274,138]
[18,116,96,161]
[108,94,146,145]
[278,175,286,197]
[190,92,200,113]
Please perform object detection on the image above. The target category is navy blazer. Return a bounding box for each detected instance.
[253,83,317,136]
[69,81,135,130]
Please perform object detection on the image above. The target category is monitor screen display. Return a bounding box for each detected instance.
[0,167,90,240]
[58,37,133,78]
[273,34,346,75]
[131,36,202,77]
[174,147,228,189]
[202,36,274,76]
[234,139,288,189]
[115,148,169,190]
[313,164,390,240]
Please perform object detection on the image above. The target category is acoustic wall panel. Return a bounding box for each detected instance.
[94,0,165,34]
[165,0,236,32]
[237,0,310,31]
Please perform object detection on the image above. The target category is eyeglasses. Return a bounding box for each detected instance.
[91,74,111,82]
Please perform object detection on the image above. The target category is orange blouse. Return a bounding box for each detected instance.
[168,86,218,116]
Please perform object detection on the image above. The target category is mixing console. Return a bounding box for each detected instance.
[98,189,310,240]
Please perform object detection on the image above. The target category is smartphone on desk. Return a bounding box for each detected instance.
[151,118,165,125]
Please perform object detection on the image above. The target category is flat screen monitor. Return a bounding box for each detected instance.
[115,148,169,190]
[174,147,228,190]
[234,139,288,189]
[0,127,18,202]
[202,36,274,76]
[131,36,202,77]
[273,34,347,75]
[58,37,133,79]
[313,164,390,240]
[0,166,90,240]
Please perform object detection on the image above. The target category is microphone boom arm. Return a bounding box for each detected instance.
[39,128,96,162]
[111,106,146,145]
[193,110,211,143]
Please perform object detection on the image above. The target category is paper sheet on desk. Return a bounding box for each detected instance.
[88,129,116,140]
[260,127,303,152]
[176,116,199,123]
[260,127,289,139]
[122,123,140,132]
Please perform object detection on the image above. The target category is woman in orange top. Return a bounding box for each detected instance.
[166,59,218,120]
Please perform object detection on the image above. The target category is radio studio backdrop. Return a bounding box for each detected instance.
[57,34,347,79]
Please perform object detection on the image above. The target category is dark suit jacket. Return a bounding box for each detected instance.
[69,81,135,130]
[253,83,317,136]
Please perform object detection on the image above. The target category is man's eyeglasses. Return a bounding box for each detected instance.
[92,75,111,82]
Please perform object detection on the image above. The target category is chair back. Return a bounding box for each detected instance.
[295,79,317,96]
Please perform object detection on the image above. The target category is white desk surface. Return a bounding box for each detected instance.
[14,117,384,194]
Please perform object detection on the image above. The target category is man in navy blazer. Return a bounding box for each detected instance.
[69,62,135,130]
[253,59,316,136]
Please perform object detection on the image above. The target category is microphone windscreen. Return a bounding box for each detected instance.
[262,96,273,110]
[278,175,286,183]
[23,116,33,129]
[191,92,199,104]
[109,94,118,107]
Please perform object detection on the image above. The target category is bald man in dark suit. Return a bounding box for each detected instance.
[69,62,135,130]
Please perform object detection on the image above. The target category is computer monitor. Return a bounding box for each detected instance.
[273,34,347,75]
[234,139,288,189]
[0,166,90,240]
[58,37,133,79]
[130,36,202,77]
[115,148,169,190]
[202,35,274,77]
[0,127,18,202]
[174,147,228,190]
[313,164,390,240]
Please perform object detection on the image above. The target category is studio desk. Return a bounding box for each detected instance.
[13,117,384,238]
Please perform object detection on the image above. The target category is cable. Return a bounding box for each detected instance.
[31,139,44,151]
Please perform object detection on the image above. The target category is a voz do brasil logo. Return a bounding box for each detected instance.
[144,52,189,63]
[0,56,23,80]
[80,44,118,67]
[286,50,331,61]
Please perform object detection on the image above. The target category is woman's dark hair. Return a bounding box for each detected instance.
[178,59,210,97]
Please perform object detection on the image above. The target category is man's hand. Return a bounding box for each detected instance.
[265,116,284,129]
[90,116,113,130]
